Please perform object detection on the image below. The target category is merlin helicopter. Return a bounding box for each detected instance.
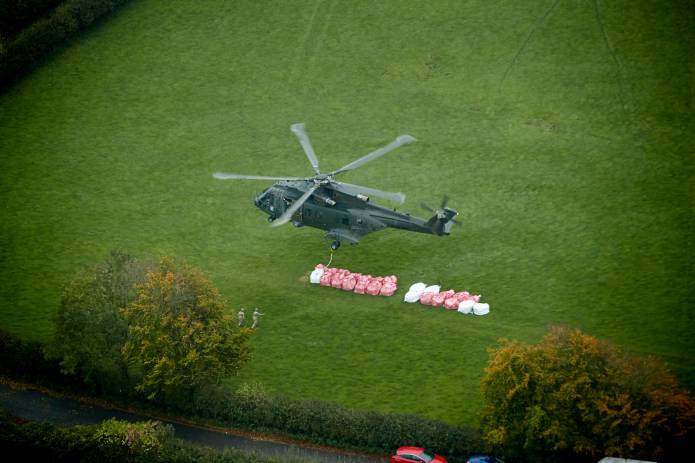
[213,123,459,250]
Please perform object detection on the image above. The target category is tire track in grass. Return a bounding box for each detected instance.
[304,0,337,81]
[497,0,562,94]
[287,0,322,87]
[289,0,337,107]
[592,0,629,113]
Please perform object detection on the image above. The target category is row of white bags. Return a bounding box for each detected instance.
[404,282,490,315]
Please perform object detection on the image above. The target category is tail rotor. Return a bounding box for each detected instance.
[422,196,460,235]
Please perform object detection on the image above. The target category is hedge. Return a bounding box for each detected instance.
[0,0,65,42]
[0,0,132,90]
[0,412,300,463]
[0,328,86,390]
[189,384,484,462]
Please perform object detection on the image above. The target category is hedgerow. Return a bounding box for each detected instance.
[0,411,299,463]
[0,0,132,89]
[0,0,65,42]
[190,383,484,461]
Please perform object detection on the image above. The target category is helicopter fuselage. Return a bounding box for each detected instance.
[254,180,455,246]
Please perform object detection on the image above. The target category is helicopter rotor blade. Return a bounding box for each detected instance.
[290,123,321,175]
[440,195,449,209]
[420,202,435,213]
[213,173,308,181]
[271,183,320,227]
[332,181,406,204]
[330,135,416,176]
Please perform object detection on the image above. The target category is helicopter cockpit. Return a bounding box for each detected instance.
[254,187,276,217]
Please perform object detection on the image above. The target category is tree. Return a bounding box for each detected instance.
[48,250,151,393]
[121,257,252,401]
[480,326,695,462]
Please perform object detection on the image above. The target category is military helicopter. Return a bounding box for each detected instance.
[213,123,459,250]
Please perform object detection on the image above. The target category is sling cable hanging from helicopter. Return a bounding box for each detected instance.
[326,248,334,267]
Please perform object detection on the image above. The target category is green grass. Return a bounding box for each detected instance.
[0,0,693,426]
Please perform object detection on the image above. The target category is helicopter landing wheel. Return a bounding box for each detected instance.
[330,240,341,250]
[268,216,275,223]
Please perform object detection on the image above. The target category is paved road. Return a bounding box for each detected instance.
[0,383,387,463]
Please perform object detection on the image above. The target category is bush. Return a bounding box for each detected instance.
[94,418,175,460]
[0,0,132,89]
[0,328,71,386]
[0,411,100,461]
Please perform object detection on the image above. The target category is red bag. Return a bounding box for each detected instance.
[380,282,397,296]
[341,274,357,291]
[432,290,454,307]
[366,278,383,296]
[331,274,345,288]
[420,292,435,305]
[444,296,460,310]
[354,276,369,294]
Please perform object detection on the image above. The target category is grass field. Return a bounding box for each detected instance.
[1,0,693,426]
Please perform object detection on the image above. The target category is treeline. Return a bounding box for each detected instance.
[0,328,483,462]
[0,411,302,463]
[3,250,694,462]
[0,0,132,90]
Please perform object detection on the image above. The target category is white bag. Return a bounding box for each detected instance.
[408,282,427,296]
[310,268,324,284]
[458,300,475,314]
[473,302,490,315]
[403,291,420,303]
[423,285,441,295]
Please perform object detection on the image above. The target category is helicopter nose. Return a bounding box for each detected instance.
[254,191,265,206]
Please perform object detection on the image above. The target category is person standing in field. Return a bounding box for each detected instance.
[238,308,246,327]
[252,308,264,329]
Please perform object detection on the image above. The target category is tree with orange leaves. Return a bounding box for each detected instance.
[481,326,695,462]
[121,258,251,402]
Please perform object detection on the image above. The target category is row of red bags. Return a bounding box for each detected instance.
[310,264,398,296]
[420,289,481,309]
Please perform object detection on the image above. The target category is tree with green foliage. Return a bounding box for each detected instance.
[47,250,152,393]
[121,257,252,401]
[481,326,695,462]
[95,418,174,459]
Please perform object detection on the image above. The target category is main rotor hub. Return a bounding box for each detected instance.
[313,175,332,185]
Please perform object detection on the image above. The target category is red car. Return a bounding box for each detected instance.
[390,446,447,463]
